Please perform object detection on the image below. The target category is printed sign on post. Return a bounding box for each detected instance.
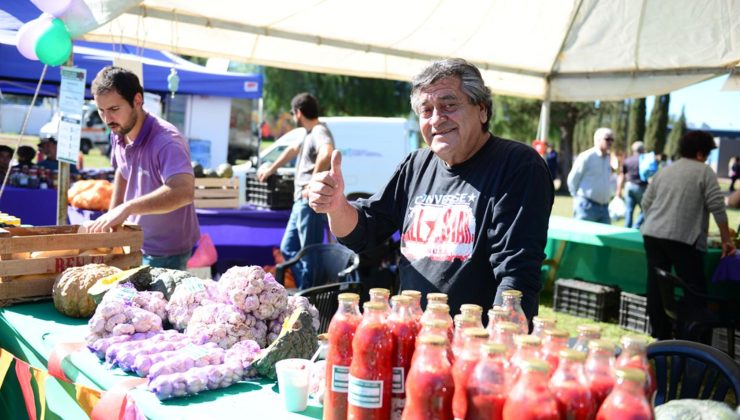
[57,67,86,164]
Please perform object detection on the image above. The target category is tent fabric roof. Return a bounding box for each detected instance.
[68,0,740,102]
[0,3,263,99]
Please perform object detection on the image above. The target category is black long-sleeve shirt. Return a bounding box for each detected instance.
[339,135,554,321]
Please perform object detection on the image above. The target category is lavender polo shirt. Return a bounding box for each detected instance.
[111,113,200,256]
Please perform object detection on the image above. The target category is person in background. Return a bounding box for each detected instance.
[640,130,736,340]
[14,146,35,168]
[257,93,334,289]
[567,127,614,224]
[0,145,12,183]
[87,66,199,270]
[36,135,79,175]
[729,155,740,192]
[616,141,648,228]
[307,58,553,326]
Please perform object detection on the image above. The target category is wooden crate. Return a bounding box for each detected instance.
[194,178,239,209]
[0,224,143,306]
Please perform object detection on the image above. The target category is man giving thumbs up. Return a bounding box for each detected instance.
[309,58,554,329]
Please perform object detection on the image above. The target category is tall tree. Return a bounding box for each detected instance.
[665,109,687,160]
[644,94,671,154]
[490,95,542,144]
[627,98,646,146]
[552,102,596,192]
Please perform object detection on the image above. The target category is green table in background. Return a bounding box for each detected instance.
[0,302,323,420]
[544,216,721,294]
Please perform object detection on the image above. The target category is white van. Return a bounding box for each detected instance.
[256,116,420,199]
[39,103,107,154]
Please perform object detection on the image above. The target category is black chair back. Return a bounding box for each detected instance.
[296,282,363,334]
[648,339,740,406]
[654,268,680,321]
[275,243,360,288]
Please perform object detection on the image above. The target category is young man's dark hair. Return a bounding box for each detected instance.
[679,130,716,158]
[16,145,35,165]
[290,93,320,120]
[0,145,12,156]
[91,66,144,107]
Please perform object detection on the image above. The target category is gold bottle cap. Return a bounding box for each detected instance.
[483,342,507,355]
[427,293,449,303]
[544,328,569,338]
[559,349,587,361]
[463,327,489,338]
[615,368,646,383]
[338,293,360,302]
[419,334,447,345]
[521,358,550,373]
[460,303,483,315]
[501,290,523,298]
[363,301,386,311]
[401,290,421,299]
[577,324,602,334]
[369,288,390,297]
[588,339,616,352]
[515,335,542,347]
[494,321,519,332]
[391,295,412,304]
[533,315,557,325]
[427,303,450,313]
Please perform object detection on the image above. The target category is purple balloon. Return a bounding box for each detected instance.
[30,0,72,17]
[15,14,53,61]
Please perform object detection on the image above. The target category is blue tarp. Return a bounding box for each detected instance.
[0,1,262,99]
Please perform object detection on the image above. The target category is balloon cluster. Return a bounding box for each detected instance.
[16,0,75,66]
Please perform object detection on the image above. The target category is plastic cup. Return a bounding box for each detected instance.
[275,358,311,412]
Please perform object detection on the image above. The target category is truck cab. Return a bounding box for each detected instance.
[257,116,421,199]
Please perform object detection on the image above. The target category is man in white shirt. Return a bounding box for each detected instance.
[567,127,614,224]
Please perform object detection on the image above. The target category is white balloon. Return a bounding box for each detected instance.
[15,14,53,61]
[30,0,72,17]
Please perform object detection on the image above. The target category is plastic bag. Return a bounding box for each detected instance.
[187,233,218,268]
[608,196,626,221]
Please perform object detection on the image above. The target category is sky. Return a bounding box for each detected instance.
[648,74,740,131]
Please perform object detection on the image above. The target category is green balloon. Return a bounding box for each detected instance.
[35,18,72,67]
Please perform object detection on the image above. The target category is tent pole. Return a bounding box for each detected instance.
[537,79,551,142]
[257,97,263,167]
[57,55,73,226]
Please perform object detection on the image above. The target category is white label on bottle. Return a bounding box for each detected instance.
[331,365,350,393]
[392,367,404,393]
[348,374,383,409]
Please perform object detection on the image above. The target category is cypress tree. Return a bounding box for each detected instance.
[645,94,670,153]
[627,98,646,145]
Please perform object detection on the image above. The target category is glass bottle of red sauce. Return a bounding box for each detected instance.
[347,302,393,420]
[452,327,488,420]
[585,339,616,409]
[595,368,654,420]
[388,295,417,420]
[502,359,559,420]
[572,324,602,353]
[500,290,528,334]
[460,304,484,329]
[402,334,454,420]
[400,290,423,326]
[549,349,596,420]
[485,307,509,337]
[369,288,391,317]
[614,335,656,403]
[451,314,479,359]
[531,315,557,339]
[325,293,363,420]
[489,321,518,359]
[510,335,542,382]
[417,319,454,365]
[541,328,570,377]
[466,342,509,420]
[420,303,454,345]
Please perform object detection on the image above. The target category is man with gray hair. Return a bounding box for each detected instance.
[616,141,648,228]
[307,58,554,327]
[567,127,615,224]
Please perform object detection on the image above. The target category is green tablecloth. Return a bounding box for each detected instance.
[545,216,721,294]
[0,302,323,420]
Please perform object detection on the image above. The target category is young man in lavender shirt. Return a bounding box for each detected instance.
[87,66,199,270]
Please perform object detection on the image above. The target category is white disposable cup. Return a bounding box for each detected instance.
[275,358,311,412]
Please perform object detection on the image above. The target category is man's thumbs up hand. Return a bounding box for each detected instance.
[308,150,345,214]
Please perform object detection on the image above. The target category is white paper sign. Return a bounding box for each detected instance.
[58,67,86,164]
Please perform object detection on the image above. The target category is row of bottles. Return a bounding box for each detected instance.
[7,165,59,189]
[324,289,655,420]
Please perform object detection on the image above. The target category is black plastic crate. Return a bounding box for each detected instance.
[619,292,651,334]
[711,328,740,361]
[245,173,294,209]
[553,279,620,322]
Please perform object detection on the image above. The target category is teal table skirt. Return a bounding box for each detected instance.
[0,302,323,420]
[545,216,722,294]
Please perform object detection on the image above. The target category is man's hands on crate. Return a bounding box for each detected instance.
[87,203,130,233]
